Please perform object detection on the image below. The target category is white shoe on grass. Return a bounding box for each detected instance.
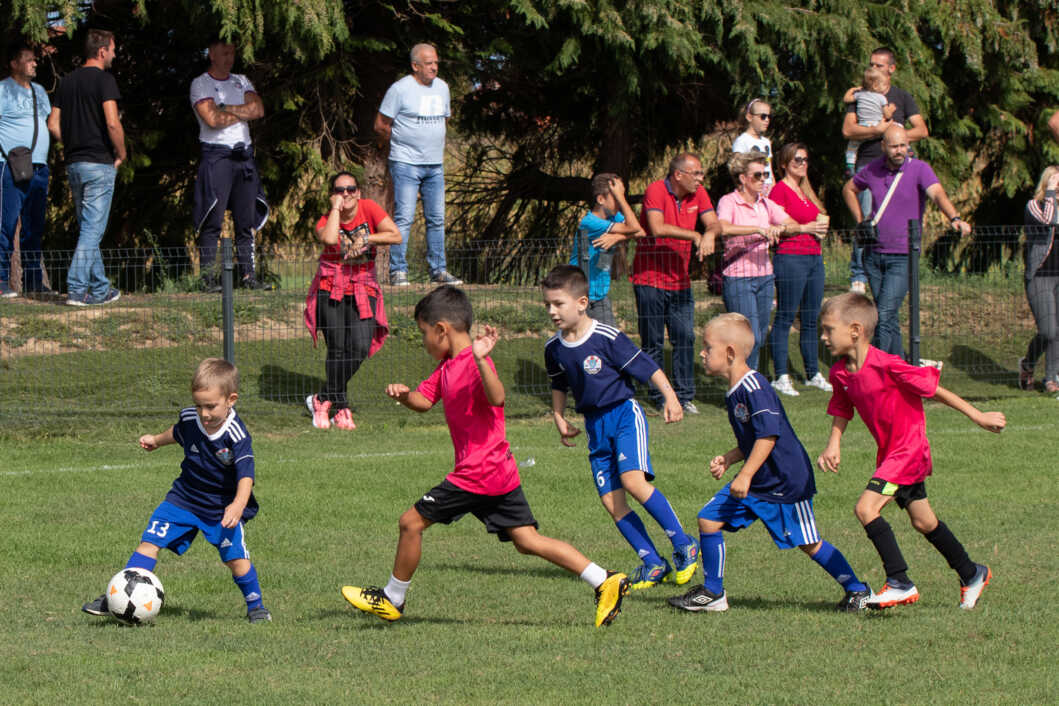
[804,372,833,392]
[772,374,799,396]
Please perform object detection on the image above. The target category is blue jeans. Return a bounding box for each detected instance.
[849,165,873,285]
[388,160,446,276]
[633,285,695,405]
[66,162,116,298]
[769,254,825,378]
[863,250,909,356]
[0,163,48,289]
[722,275,775,371]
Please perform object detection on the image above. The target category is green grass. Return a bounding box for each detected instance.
[1,393,1056,703]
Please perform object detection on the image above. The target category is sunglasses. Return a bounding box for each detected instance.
[752,113,771,120]
[332,185,359,194]
[680,169,705,178]
[747,171,766,181]
[792,156,809,165]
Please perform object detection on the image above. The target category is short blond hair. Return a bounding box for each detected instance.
[705,312,755,358]
[192,357,240,396]
[820,293,878,339]
[728,151,768,182]
[863,67,887,94]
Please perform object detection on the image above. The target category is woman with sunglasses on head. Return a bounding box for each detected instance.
[304,172,402,430]
[766,143,833,396]
[717,152,812,371]
[732,98,775,195]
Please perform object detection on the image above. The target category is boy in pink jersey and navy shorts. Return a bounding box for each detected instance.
[341,285,630,627]
[817,293,1006,609]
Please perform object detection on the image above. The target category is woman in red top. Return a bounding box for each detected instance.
[767,143,833,396]
[304,172,401,430]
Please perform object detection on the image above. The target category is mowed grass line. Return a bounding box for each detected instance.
[1,395,1056,704]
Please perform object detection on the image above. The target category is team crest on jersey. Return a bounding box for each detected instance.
[583,355,603,375]
[215,447,233,465]
[734,402,750,423]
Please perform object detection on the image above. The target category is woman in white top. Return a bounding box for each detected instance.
[731,98,774,194]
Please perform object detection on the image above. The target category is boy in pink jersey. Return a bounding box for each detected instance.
[341,285,630,627]
[817,293,1005,610]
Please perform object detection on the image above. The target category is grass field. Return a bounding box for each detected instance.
[2,386,1056,704]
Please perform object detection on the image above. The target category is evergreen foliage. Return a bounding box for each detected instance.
[3,1,1058,275]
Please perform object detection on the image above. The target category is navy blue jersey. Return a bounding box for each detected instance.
[165,407,258,523]
[725,371,815,503]
[545,321,659,415]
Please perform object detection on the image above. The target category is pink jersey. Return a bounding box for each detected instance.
[416,347,521,496]
[826,346,940,484]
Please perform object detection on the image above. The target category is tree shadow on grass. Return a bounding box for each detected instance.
[259,364,323,405]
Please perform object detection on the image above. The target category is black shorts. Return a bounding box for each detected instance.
[413,479,538,542]
[865,477,928,510]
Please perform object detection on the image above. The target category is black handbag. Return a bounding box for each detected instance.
[0,84,39,183]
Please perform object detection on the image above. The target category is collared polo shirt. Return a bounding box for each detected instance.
[632,178,714,290]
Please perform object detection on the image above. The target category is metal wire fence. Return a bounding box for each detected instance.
[0,226,1041,421]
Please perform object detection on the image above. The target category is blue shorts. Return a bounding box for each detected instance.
[698,485,820,549]
[585,399,655,496]
[140,501,250,562]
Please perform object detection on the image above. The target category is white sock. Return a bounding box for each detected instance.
[579,562,608,589]
[384,574,410,605]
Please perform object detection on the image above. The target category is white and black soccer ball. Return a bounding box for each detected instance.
[106,568,165,624]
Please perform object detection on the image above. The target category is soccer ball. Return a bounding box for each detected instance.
[106,568,165,624]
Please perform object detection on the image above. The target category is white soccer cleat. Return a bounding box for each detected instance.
[959,564,992,610]
[866,582,919,609]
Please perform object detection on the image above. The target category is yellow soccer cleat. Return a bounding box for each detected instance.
[594,571,630,627]
[671,541,700,585]
[342,585,404,622]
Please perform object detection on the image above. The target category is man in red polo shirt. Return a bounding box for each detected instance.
[632,153,721,414]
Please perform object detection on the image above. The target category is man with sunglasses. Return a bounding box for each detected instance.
[842,48,928,295]
[375,43,461,286]
[190,38,270,292]
[631,153,721,415]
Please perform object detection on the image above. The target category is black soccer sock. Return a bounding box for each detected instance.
[864,516,910,585]
[924,521,977,584]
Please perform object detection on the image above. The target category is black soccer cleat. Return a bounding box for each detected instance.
[82,594,108,616]
[247,606,273,623]
[837,588,872,612]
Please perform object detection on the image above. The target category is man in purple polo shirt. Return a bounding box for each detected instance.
[841,125,970,356]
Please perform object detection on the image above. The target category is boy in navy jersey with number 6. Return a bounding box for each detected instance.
[543,265,700,590]
[668,313,872,613]
[82,358,271,623]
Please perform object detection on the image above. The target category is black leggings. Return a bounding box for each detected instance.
[317,290,376,410]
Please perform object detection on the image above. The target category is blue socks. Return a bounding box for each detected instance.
[811,541,868,592]
[125,551,157,572]
[700,531,725,594]
[615,511,662,565]
[233,564,264,611]
[642,488,691,548]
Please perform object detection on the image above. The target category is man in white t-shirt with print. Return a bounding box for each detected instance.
[374,43,460,286]
[190,38,270,291]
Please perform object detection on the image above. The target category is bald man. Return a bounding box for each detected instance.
[842,125,969,357]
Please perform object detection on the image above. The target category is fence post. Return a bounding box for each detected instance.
[907,219,921,365]
[221,235,235,364]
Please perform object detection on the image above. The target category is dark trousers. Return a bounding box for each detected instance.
[197,150,260,278]
[317,291,376,410]
[633,284,695,405]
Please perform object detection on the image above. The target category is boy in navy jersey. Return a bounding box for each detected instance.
[543,265,699,590]
[668,313,871,612]
[82,358,271,622]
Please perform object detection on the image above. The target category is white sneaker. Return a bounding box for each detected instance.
[804,372,833,392]
[850,281,867,294]
[959,564,992,610]
[919,358,944,372]
[866,582,919,609]
[771,374,799,396]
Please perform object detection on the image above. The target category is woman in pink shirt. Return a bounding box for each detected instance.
[303,172,401,430]
[767,143,832,396]
[716,152,804,370]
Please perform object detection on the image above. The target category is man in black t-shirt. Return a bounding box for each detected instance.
[841,47,929,292]
[47,28,126,306]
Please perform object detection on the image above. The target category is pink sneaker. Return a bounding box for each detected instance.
[307,394,331,429]
[331,407,356,430]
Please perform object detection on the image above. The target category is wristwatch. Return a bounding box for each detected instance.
[950,215,962,224]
